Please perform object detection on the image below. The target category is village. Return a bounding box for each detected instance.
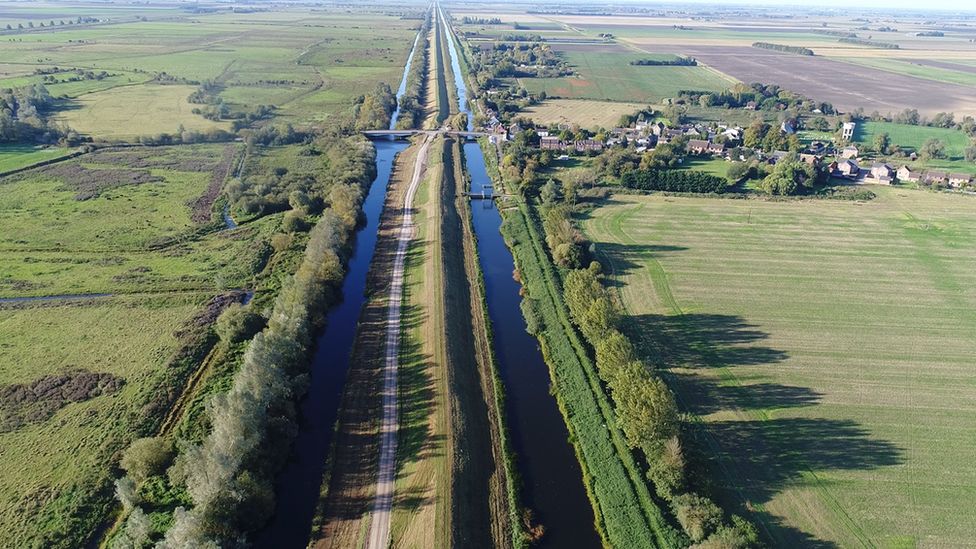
[483,112,975,190]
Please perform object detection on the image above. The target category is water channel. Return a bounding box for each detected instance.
[252,30,419,547]
[440,8,601,548]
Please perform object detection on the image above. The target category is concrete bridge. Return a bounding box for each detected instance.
[362,129,487,140]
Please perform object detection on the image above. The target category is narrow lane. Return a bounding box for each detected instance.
[366,133,432,549]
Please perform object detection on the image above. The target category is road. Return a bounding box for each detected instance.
[365,134,433,549]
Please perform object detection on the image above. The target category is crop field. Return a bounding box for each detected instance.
[520,99,648,129]
[837,57,976,88]
[0,143,281,547]
[582,188,976,547]
[519,48,735,103]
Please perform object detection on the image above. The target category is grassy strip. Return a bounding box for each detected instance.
[487,142,681,546]
[453,139,525,549]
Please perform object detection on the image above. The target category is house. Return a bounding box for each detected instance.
[799,153,821,167]
[949,173,973,187]
[687,139,711,154]
[840,145,859,159]
[536,129,550,138]
[722,127,743,141]
[842,121,856,141]
[923,170,948,185]
[508,122,523,136]
[574,139,603,152]
[807,141,826,154]
[896,166,921,182]
[768,150,790,165]
[540,136,564,150]
[649,122,666,137]
[868,163,895,184]
[707,141,726,155]
[834,159,859,179]
[744,100,757,110]
[488,125,508,144]
[780,119,797,134]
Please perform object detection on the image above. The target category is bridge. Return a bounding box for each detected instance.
[362,129,487,140]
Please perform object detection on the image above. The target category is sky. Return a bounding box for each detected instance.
[608,0,976,11]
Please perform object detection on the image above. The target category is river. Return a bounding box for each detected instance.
[252,29,420,547]
[440,8,601,548]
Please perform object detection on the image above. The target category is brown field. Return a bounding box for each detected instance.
[521,99,648,129]
[646,46,976,116]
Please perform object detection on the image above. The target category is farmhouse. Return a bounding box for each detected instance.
[540,136,564,150]
[897,166,921,182]
[799,153,821,167]
[867,163,895,184]
[841,145,859,159]
[833,159,860,179]
[949,173,973,187]
[574,139,604,153]
[687,139,710,154]
[707,141,726,155]
[923,170,948,185]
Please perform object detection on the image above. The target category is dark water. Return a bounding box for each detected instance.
[253,140,407,548]
[464,142,600,548]
[389,32,421,130]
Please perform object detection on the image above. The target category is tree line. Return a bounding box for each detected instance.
[629,57,697,66]
[621,169,729,194]
[394,12,432,130]
[110,134,378,547]
[751,42,814,55]
[838,37,899,49]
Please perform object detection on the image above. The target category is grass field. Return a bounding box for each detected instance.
[520,99,648,129]
[0,144,73,173]
[583,188,976,547]
[856,121,970,159]
[0,143,280,546]
[519,49,736,103]
[58,84,228,139]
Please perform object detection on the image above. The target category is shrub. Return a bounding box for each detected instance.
[121,437,174,483]
[692,516,761,549]
[672,493,724,542]
[215,304,266,344]
[648,436,686,500]
[282,210,309,233]
[621,169,728,193]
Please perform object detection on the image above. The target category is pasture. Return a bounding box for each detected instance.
[520,98,648,129]
[0,144,72,173]
[0,144,279,546]
[518,49,736,103]
[856,121,970,158]
[59,84,228,139]
[583,188,976,547]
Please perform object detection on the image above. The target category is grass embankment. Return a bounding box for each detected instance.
[445,137,520,548]
[389,136,451,547]
[582,189,976,547]
[483,141,681,548]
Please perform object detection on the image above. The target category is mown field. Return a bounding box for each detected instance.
[856,121,970,158]
[583,188,976,547]
[519,49,736,103]
[520,98,648,129]
[0,144,73,172]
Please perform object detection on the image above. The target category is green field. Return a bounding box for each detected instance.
[856,121,970,157]
[0,144,73,173]
[583,188,976,547]
[519,49,736,103]
[838,57,976,88]
[0,144,282,547]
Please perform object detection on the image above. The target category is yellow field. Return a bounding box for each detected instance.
[521,99,649,129]
[59,84,228,139]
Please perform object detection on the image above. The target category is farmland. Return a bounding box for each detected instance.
[518,48,735,103]
[521,98,649,129]
[583,188,976,547]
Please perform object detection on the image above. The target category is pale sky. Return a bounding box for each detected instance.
[609,0,976,11]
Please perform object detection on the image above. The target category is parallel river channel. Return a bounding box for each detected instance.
[441,10,601,548]
[253,32,417,547]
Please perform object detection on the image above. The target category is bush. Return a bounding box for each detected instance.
[672,493,724,542]
[692,516,761,549]
[648,436,686,500]
[215,304,266,344]
[282,210,309,233]
[121,437,174,483]
[621,169,729,193]
[552,241,582,268]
